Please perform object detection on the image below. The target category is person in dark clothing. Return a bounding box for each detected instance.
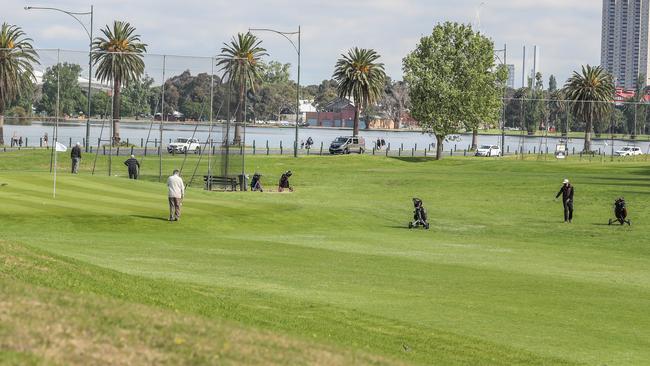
[278,170,293,192]
[555,178,574,223]
[70,142,82,174]
[124,155,140,179]
[250,172,263,192]
[306,137,314,149]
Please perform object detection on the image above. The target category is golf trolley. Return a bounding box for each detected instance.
[608,197,631,226]
[408,198,430,230]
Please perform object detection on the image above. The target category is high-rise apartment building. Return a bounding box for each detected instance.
[601,0,650,89]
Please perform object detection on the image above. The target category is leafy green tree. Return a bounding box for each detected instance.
[37,63,87,117]
[564,65,614,152]
[548,89,568,135]
[381,78,410,129]
[90,91,112,119]
[403,22,504,159]
[92,20,147,144]
[0,23,39,145]
[313,80,338,110]
[121,74,155,118]
[333,47,386,136]
[524,72,546,134]
[548,75,558,93]
[261,61,291,84]
[217,32,268,144]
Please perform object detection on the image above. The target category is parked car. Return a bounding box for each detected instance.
[329,136,366,154]
[167,138,201,154]
[614,146,643,156]
[475,145,501,157]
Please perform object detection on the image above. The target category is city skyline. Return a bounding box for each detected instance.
[5,0,601,87]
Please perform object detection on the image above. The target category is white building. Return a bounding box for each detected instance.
[601,0,650,89]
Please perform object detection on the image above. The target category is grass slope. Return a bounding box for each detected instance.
[1,150,649,365]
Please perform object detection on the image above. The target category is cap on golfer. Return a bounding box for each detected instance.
[563,178,570,184]
[76,142,81,146]
[130,154,135,158]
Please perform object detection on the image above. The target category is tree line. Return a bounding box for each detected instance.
[0,20,628,157]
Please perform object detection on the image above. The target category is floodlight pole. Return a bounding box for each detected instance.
[249,26,301,157]
[25,5,94,153]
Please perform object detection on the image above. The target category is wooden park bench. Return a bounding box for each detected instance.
[203,175,242,191]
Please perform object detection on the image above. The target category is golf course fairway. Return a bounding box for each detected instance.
[1,150,649,365]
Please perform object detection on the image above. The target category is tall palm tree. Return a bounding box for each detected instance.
[333,47,386,136]
[0,23,38,145]
[217,32,267,145]
[92,21,147,144]
[564,65,614,152]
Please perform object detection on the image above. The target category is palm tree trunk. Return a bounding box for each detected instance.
[584,102,592,152]
[471,128,479,150]
[435,134,444,160]
[233,82,244,145]
[113,77,122,145]
[353,104,360,136]
[0,114,4,146]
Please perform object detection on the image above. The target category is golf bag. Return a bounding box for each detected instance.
[409,198,430,229]
[250,173,263,192]
[609,197,631,226]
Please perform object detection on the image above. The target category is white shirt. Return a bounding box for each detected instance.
[167,174,185,198]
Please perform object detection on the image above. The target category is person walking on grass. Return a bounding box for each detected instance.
[167,169,185,221]
[124,155,140,180]
[71,142,82,174]
[555,178,574,223]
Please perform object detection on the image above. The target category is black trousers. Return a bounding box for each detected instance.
[563,200,574,221]
[128,167,138,179]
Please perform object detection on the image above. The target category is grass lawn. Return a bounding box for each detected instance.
[1,150,649,365]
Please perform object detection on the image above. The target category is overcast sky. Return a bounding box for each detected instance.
[5,0,601,87]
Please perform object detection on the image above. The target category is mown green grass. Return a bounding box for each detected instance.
[1,150,649,365]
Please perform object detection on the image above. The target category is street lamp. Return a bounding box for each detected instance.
[494,44,507,155]
[25,5,94,153]
[249,26,301,157]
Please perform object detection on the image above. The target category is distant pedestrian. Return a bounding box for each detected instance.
[278,170,293,192]
[167,169,185,221]
[18,136,23,147]
[123,155,140,179]
[381,138,386,148]
[43,133,49,148]
[555,178,574,223]
[306,136,314,149]
[300,140,305,149]
[11,132,17,147]
[71,142,82,174]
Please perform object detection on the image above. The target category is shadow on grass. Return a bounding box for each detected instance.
[389,157,435,163]
[131,215,169,222]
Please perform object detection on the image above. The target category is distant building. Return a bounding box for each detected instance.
[299,99,316,122]
[306,98,356,128]
[601,0,650,89]
[305,98,419,129]
[506,64,515,89]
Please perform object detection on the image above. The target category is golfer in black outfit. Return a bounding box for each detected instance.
[124,155,140,179]
[555,179,574,223]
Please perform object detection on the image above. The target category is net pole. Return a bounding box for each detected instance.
[53,49,60,198]
[159,55,166,182]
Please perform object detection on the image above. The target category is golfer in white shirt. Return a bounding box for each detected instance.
[167,169,185,221]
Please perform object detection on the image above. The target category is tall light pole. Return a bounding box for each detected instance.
[249,26,301,157]
[25,5,94,153]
